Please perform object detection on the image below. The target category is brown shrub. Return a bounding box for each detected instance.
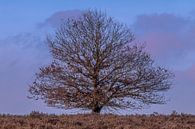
[0,112,194,129]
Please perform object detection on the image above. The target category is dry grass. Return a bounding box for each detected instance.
[0,111,194,129]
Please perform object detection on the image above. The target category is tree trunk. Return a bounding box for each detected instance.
[92,106,102,114]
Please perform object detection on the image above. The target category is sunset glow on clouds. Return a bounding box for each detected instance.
[0,0,195,114]
[133,13,195,113]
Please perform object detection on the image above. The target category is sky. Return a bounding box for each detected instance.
[0,0,195,115]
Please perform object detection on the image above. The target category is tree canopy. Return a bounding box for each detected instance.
[29,10,173,113]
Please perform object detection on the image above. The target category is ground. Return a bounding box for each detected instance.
[0,112,194,129]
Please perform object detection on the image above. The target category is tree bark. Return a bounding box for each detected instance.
[92,106,102,114]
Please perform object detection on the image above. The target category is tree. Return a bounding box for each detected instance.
[29,10,173,114]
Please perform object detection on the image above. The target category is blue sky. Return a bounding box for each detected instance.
[1,0,195,38]
[0,0,195,115]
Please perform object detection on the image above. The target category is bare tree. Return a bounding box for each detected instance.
[29,10,173,113]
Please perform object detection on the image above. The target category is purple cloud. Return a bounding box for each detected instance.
[134,14,188,33]
[0,34,86,114]
[176,64,195,85]
[38,10,83,28]
[0,10,84,114]
[0,32,50,114]
[1,10,195,114]
[133,13,195,114]
[134,13,195,69]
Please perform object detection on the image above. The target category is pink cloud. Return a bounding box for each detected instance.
[133,13,195,113]
[134,13,195,69]
[176,64,195,84]
[140,31,183,57]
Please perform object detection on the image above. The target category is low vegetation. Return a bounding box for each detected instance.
[0,111,194,129]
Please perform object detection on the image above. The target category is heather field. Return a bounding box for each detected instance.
[0,112,194,129]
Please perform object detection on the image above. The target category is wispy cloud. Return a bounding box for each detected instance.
[134,13,195,69]
[38,10,83,28]
[0,10,83,114]
[1,10,195,114]
[133,13,195,114]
